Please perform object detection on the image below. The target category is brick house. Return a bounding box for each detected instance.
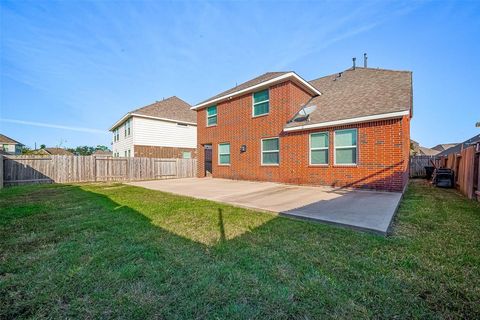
[192,66,412,192]
[109,96,197,159]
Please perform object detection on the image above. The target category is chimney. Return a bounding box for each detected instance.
[364,53,368,68]
[352,57,356,70]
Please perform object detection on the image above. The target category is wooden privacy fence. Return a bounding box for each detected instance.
[435,144,480,200]
[410,155,436,178]
[0,155,197,187]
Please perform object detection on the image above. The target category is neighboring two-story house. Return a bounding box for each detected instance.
[109,96,197,158]
[0,134,24,155]
[192,66,412,192]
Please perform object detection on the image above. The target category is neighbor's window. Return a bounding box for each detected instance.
[207,106,217,126]
[128,149,131,157]
[253,89,269,117]
[334,129,357,165]
[218,143,230,165]
[261,137,279,165]
[182,151,192,159]
[310,132,329,165]
[124,119,131,137]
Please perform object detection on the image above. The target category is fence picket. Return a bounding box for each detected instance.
[2,155,197,187]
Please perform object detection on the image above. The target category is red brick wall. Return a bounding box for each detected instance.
[196,80,409,192]
[134,145,196,158]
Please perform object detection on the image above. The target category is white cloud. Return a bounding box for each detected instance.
[0,118,107,134]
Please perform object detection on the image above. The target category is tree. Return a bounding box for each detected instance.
[21,146,34,155]
[40,144,46,149]
[65,145,111,156]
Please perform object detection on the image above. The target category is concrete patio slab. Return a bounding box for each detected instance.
[127,178,402,234]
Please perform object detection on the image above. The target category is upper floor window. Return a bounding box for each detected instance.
[218,143,230,165]
[113,129,119,142]
[261,137,279,165]
[334,129,357,165]
[124,119,131,137]
[310,132,329,165]
[207,106,217,126]
[253,89,269,117]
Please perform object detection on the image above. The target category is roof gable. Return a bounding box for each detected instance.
[0,133,22,145]
[110,96,196,131]
[193,72,321,110]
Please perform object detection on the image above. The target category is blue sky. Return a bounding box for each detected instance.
[1,0,479,149]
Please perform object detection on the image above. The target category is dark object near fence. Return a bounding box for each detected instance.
[432,168,454,188]
[425,166,435,180]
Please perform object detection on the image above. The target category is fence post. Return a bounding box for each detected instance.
[0,155,3,189]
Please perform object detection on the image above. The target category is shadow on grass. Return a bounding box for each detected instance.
[1,182,479,319]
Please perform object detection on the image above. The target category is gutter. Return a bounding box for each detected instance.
[283,110,410,132]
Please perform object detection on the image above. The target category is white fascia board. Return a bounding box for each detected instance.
[191,72,321,110]
[109,113,197,131]
[284,110,410,132]
[109,113,131,131]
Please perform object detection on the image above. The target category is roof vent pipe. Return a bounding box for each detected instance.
[364,53,368,68]
[352,57,356,70]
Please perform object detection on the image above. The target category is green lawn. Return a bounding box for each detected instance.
[1,180,479,319]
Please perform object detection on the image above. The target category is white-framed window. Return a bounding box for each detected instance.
[124,119,131,137]
[310,132,329,165]
[128,149,131,157]
[261,137,279,165]
[113,129,119,142]
[253,89,269,117]
[334,128,357,165]
[206,105,217,126]
[218,143,230,165]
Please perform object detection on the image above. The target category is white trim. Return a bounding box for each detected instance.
[334,128,358,166]
[252,89,270,117]
[309,132,329,166]
[284,110,410,132]
[192,72,321,110]
[109,113,197,131]
[218,142,231,165]
[261,137,280,166]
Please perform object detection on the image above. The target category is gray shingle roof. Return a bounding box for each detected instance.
[437,134,480,157]
[285,67,412,129]
[132,96,196,123]
[197,72,290,106]
[0,133,22,145]
[431,143,458,152]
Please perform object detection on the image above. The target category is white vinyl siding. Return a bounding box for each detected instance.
[218,143,230,165]
[334,129,357,165]
[132,117,197,148]
[111,116,197,157]
[111,118,134,157]
[261,137,279,165]
[310,132,329,165]
[253,89,269,117]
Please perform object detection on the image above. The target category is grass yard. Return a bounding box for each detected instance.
[1,180,479,319]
